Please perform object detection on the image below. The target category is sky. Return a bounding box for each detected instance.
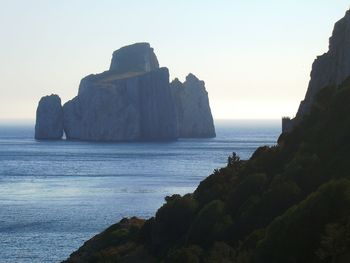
[0,0,349,120]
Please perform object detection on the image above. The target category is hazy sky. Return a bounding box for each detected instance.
[0,0,349,120]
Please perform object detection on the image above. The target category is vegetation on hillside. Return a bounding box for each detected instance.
[64,79,350,263]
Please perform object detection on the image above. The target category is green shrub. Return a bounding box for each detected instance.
[255,180,350,263]
[151,194,198,253]
[187,200,232,247]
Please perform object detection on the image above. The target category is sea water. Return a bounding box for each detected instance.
[0,120,280,263]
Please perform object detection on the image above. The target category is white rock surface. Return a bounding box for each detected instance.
[170,74,216,138]
[63,68,178,141]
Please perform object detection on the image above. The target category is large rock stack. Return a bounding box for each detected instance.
[35,43,216,141]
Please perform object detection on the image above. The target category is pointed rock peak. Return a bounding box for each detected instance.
[184,73,205,89]
[185,73,200,82]
[171,77,183,86]
[109,42,159,74]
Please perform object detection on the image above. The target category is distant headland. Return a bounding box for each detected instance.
[35,43,215,141]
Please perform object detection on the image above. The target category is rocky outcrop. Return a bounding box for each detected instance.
[282,10,350,133]
[109,42,159,74]
[64,68,178,141]
[170,74,215,138]
[35,94,63,139]
[35,43,216,141]
[297,10,350,118]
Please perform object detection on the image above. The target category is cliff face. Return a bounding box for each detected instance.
[35,94,63,140]
[297,10,350,117]
[170,74,215,138]
[64,68,178,141]
[35,42,216,141]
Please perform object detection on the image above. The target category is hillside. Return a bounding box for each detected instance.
[63,11,350,263]
[63,79,350,263]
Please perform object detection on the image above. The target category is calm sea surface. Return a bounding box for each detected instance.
[0,120,280,263]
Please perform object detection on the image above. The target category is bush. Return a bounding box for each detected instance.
[165,246,202,263]
[151,194,198,253]
[187,200,232,247]
[255,180,350,263]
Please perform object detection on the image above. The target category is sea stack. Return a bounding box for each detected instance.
[170,74,216,138]
[35,43,216,141]
[35,94,63,140]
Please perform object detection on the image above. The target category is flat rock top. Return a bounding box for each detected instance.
[109,42,159,74]
[38,94,61,106]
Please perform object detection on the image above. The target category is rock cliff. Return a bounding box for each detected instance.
[282,10,350,133]
[170,74,215,138]
[297,10,350,118]
[35,94,63,139]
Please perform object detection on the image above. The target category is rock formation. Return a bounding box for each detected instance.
[35,94,63,139]
[297,10,350,117]
[35,43,215,141]
[283,10,350,133]
[64,68,178,141]
[170,74,216,138]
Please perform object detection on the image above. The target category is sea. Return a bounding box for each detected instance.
[0,120,280,263]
